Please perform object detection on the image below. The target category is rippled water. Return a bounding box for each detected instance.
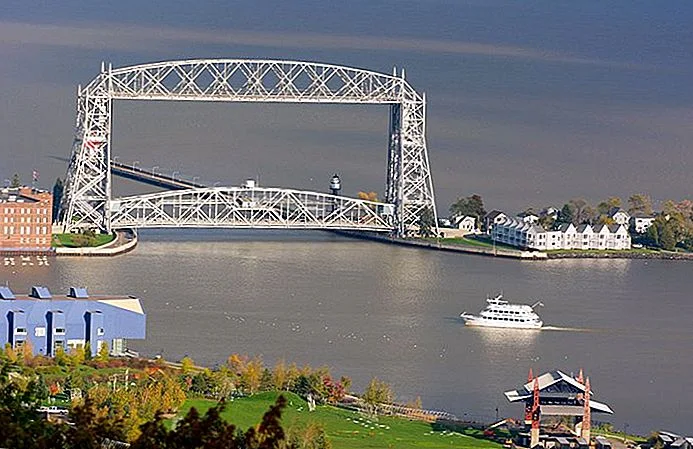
[5,230,693,434]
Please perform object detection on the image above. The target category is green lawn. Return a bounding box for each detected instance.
[422,236,520,251]
[52,233,115,248]
[176,392,502,449]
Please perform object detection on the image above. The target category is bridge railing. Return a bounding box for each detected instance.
[109,187,394,232]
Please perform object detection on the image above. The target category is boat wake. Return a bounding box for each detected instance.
[541,325,594,332]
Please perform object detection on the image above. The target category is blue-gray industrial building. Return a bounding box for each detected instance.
[0,285,146,357]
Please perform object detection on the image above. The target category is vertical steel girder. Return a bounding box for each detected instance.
[60,59,437,236]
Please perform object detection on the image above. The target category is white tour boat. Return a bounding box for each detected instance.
[460,293,543,329]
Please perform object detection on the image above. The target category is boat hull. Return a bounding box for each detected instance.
[461,314,543,330]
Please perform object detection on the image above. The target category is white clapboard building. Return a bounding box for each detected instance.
[492,216,631,251]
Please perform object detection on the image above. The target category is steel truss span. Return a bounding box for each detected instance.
[60,59,437,236]
[110,187,393,231]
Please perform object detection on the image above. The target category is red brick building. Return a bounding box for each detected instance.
[0,187,53,250]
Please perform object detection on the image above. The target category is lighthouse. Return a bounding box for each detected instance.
[330,174,341,196]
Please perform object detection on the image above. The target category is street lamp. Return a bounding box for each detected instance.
[172,171,180,181]
[152,165,159,175]
[624,423,629,443]
[192,176,200,184]
[133,160,140,170]
[113,156,119,165]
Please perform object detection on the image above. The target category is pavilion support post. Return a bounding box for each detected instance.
[530,377,541,447]
[524,368,534,426]
[581,377,592,443]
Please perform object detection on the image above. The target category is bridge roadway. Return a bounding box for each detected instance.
[110,160,205,190]
[108,185,395,232]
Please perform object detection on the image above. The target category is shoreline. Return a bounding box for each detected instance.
[333,231,693,261]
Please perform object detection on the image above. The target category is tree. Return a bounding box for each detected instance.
[417,207,436,238]
[357,191,378,202]
[581,205,596,225]
[339,375,352,394]
[240,356,264,394]
[52,177,64,222]
[559,203,576,224]
[65,396,128,448]
[362,377,393,415]
[69,345,86,366]
[96,342,110,362]
[538,214,555,230]
[180,356,195,374]
[54,345,69,366]
[628,194,653,216]
[10,173,21,188]
[272,359,287,390]
[449,194,486,225]
[660,223,677,251]
[597,197,622,216]
[566,198,593,224]
[646,218,661,246]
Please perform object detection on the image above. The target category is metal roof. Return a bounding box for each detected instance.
[504,370,614,414]
[0,286,15,299]
[68,287,89,299]
[31,286,52,299]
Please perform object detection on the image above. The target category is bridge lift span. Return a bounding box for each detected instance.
[59,59,437,236]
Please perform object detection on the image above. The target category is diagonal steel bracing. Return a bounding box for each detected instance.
[109,187,394,231]
[60,59,437,236]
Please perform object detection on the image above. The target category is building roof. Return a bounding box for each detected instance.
[576,224,592,233]
[504,370,614,414]
[608,207,629,217]
[0,286,15,299]
[557,223,575,232]
[0,187,50,203]
[0,287,144,315]
[485,210,506,220]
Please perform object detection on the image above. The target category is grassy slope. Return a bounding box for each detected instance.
[52,233,115,248]
[177,392,501,449]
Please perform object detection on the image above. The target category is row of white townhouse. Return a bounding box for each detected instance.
[492,216,631,250]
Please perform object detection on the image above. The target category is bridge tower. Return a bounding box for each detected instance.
[59,59,437,237]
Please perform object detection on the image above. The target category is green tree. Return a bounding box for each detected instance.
[449,194,486,225]
[54,345,69,366]
[10,173,21,188]
[339,375,352,394]
[559,203,576,224]
[628,194,653,216]
[362,377,393,415]
[52,177,64,222]
[180,356,195,374]
[565,198,593,224]
[0,360,64,447]
[96,342,110,362]
[597,197,622,216]
[646,220,660,246]
[417,207,436,238]
[660,223,677,250]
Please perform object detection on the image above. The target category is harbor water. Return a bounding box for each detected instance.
[4,230,692,434]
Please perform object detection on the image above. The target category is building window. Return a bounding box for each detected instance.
[97,327,105,336]
[14,340,25,349]
[15,327,27,335]
[55,328,65,335]
[35,327,46,337]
